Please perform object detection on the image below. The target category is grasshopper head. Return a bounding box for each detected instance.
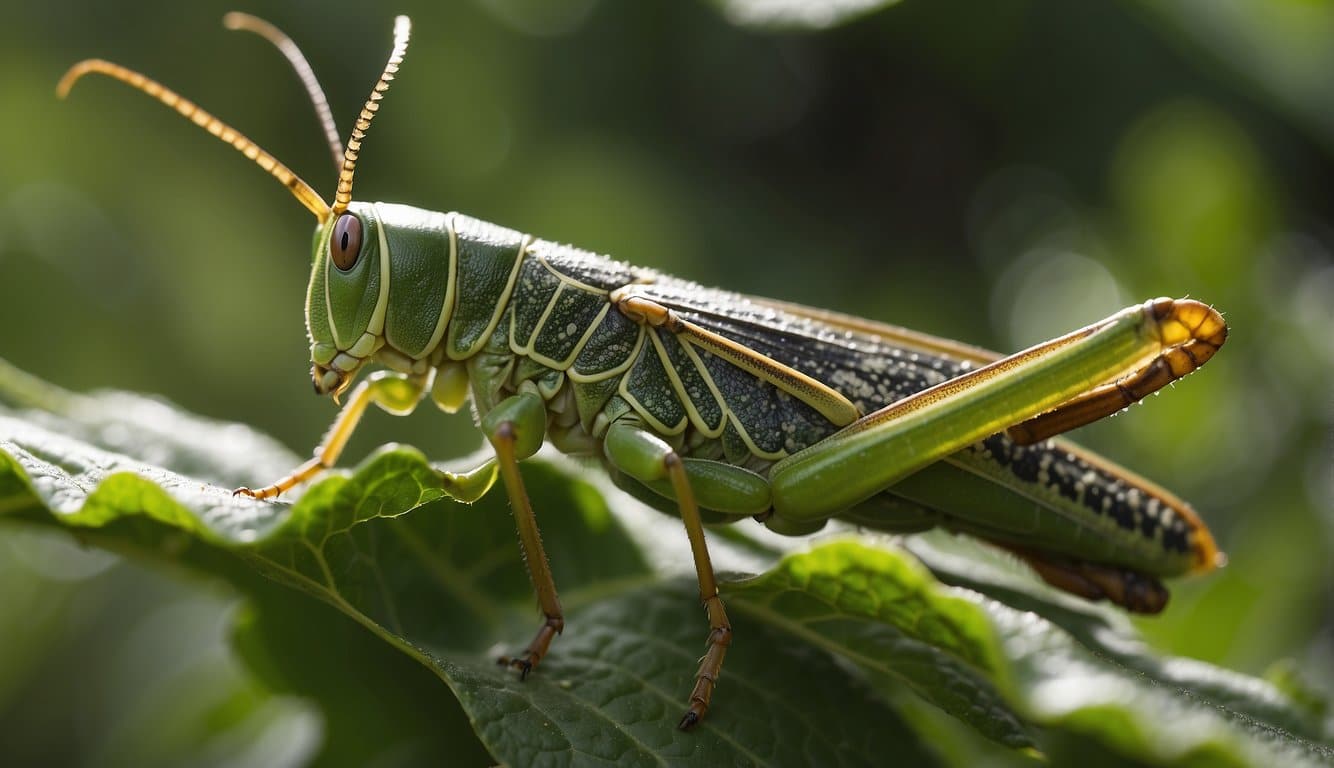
[306,200,456,397]
[306,202,382,397]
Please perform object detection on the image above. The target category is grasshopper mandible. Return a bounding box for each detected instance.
[59,14,1226,729]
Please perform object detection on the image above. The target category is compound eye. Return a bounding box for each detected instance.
[330,213,362,271]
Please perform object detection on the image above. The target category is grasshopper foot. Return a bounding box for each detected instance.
[497,615,563,681]
[678,598,731,730]
[496,651,537,680]
[232,485,281,500]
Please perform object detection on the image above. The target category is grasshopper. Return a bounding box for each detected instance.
[59,14,1226,729]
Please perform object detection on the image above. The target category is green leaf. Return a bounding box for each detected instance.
[735,538,1334,767]
[1,361,1331,766]
[230,584,492,767]
[727,537,1031,749]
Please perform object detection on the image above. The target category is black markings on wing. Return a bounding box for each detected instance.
[572,308,640,379]
[632,280,968,413]
[531,287,607,366]
[510,258,563,349]
[686,341,836,458]
[692,347,781,454]
[656,331,725,435]
[527,238,640,290]
[622,331,688,434]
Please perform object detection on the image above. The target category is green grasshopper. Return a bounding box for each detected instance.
[60,14,1227,729]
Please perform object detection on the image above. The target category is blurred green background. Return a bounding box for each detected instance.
[1,0,1331,764]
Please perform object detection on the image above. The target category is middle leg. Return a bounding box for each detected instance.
[481,391,564,676]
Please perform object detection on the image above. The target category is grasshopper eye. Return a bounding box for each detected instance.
[330,213,362,271]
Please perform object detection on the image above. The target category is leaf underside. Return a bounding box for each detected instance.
[0,368,1330,767]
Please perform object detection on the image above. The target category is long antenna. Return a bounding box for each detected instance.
[58,60,332,223]
[223,12,344,174]
[331,15,411,217]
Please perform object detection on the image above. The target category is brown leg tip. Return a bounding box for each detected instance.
[234,485,281,500]
[497,653,535,680]
[678,709,701,731]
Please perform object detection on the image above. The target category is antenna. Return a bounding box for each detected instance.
[331,15,411,216]
[223,12,344,174]
[58,59,332,222]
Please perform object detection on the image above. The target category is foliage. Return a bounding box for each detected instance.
[1,364,1329,766]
